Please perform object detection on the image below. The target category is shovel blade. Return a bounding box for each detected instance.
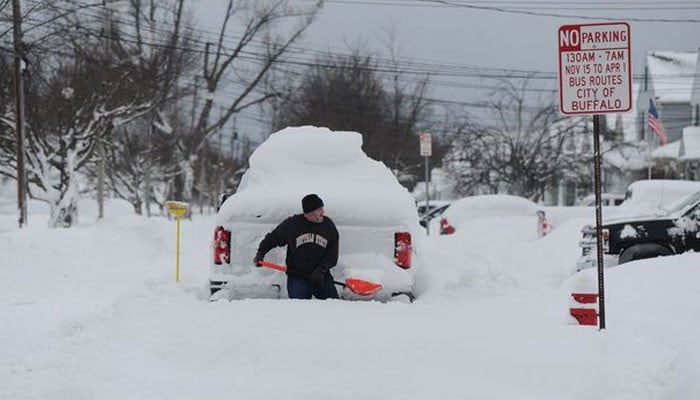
[345,278,383,296]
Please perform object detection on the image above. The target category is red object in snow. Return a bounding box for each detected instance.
[571,292,598,304]
[569,292,599,326]
[439,217,455,235]
[394,231,412,269]
[570,308,598,326]
[213,226,231,264]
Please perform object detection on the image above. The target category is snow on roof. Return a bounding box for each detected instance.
[602,142,649,171]
[647,51,698,103]
[679,126,700,161]
[442,194,539,228]
[651,140,681,160]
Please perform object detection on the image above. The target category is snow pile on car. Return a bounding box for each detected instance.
[219,126,419,227]
[619,179,700,216]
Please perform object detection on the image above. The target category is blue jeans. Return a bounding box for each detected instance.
[287,273,339,299]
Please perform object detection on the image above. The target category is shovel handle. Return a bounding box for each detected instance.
[258,260,287,272]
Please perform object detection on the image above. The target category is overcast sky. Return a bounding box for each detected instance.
[193,0,700,135]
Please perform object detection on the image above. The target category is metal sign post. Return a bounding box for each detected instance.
[420,133,432,234]
[558,22,632,330]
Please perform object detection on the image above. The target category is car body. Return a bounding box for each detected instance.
[576,189,700,271]
[438,194,548,237]
[209,126,423,301]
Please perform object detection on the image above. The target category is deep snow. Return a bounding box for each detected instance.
[2,194,699,399]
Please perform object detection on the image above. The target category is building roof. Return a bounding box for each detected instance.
[651,140,681,160]
[648,127,700,161]
[647,51,698,103]
[603,142,650,171]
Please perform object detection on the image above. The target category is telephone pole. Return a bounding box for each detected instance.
[97,2,114,219]
[12,0,27,228]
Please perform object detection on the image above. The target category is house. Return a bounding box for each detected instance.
[637,51,698,145]
[646,50,700,179]
[688,50,700,127]
[602,50,699,190]
[601,82,648,194]
[557,50,699,205]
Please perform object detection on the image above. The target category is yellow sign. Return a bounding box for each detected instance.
[165,200,189,283]
[165,201,189,218]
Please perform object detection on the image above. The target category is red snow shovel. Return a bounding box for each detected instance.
[257,260,383,296]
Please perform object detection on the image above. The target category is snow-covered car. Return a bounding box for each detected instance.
[438,194,548,237]
[209,126,423,301]
[417,200,451,228]
[619,179,700,215]
[576,189,700,271]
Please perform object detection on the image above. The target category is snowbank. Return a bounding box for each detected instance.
[2,193,699,399]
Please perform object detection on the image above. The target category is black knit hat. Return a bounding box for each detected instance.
[302,194,324,213]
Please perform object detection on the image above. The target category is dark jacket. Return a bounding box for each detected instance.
[256,214,339,277]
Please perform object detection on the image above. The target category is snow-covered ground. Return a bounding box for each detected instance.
[2,194,699,399]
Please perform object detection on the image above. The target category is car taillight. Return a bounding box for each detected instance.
[394,231,412,269]
[213,226,231,265]
[440,218,455,235]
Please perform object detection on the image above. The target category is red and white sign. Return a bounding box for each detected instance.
[420,132,432,157]
[558,22,632,115]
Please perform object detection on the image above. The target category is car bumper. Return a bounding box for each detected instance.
[209,264,415,301]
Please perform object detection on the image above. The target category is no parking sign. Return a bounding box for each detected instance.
[558,22,631,115]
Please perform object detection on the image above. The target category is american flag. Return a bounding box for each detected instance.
[648,99,668,145]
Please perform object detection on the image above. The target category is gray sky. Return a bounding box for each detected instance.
[194,0,700,134]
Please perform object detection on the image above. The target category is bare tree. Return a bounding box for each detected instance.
[379,27,433,178]
[443,79,589,202]
[0,0,194,227]
[104,112,184,215]
[0,52,14,169]
[272,46,434,180]
[273,50,387,151]
[165,0,322,203]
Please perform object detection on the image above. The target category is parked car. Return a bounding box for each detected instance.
[418,201,451,228]
[416,200,452,218]
[576,189,700,271]
[209,126,422,301]
[438,194,549,237]
[619,179,700,215]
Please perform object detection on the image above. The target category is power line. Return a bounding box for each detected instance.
[307,0,700,22]
[30,2,700,86]
[6,2,699,116]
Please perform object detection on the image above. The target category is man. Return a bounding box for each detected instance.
[254,194,339,299]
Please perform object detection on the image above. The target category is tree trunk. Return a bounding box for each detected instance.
[49,191,78,228]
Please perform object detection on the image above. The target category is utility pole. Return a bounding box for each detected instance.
[97,2,113,219]
[190,75,200,132]
[144,115,153,217]
[12,0,27,228]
